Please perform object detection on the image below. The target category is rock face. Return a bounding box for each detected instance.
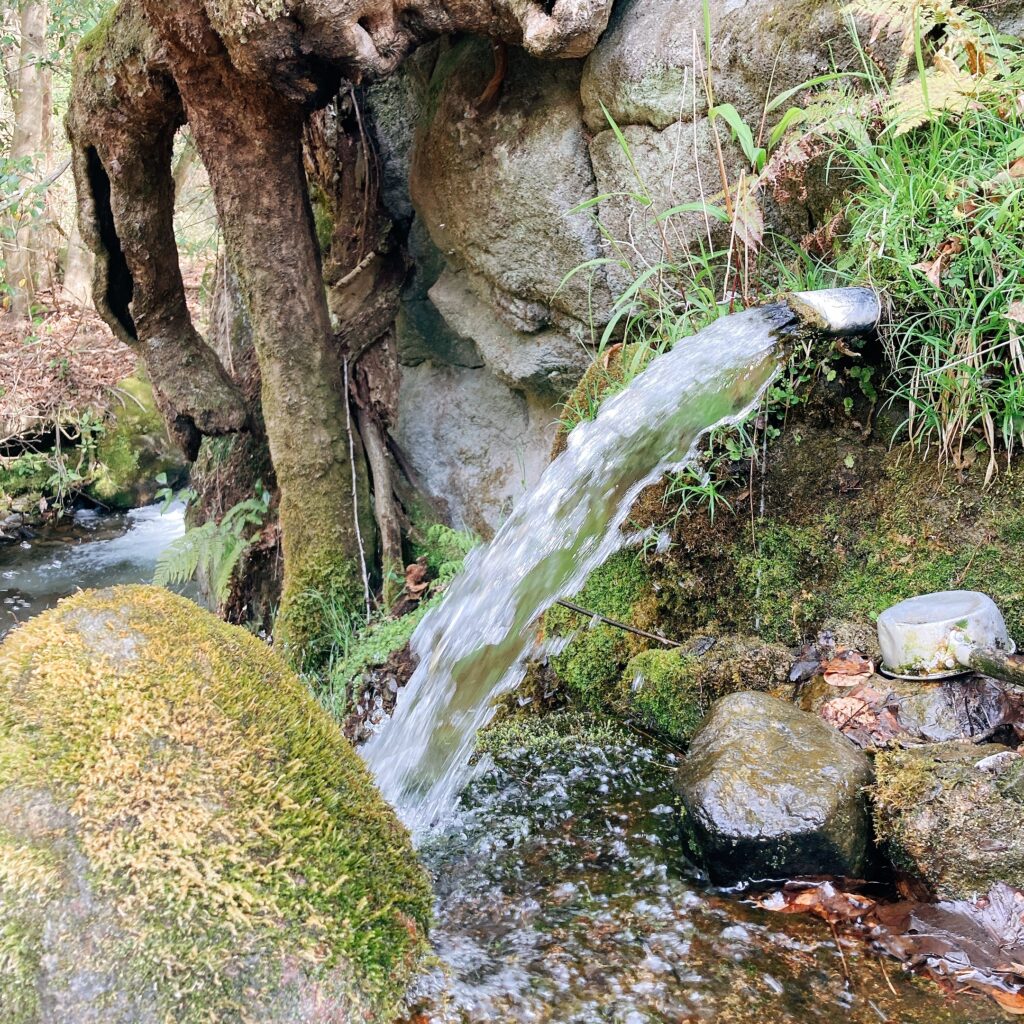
[677,691,872,884]
[394,359,558,535]
[0,586,430,1024]
[873,742,1024,900]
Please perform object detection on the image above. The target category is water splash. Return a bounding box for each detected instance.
[362,306,793,834]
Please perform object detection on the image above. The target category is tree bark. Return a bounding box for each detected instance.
[66,2,248,456]
[4,0,50,319]
[66,0,614,661]
[143,0,370,656]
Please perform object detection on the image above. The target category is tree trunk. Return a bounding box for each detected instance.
[4,0,50,319]
[61,216,93,305]
[146,0,371,659]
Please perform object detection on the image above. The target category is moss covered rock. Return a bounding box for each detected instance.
[677,692,872,884]
[635,419,1024,650]
[873,742,1024,900]
[0,586,430,1023]
[545,549,659,709]
[621,636,790,745]
[85,374,187,509]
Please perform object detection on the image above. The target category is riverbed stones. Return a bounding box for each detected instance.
[873,742,1024,900]
[677,691,872,884]
[0,586,430,1024]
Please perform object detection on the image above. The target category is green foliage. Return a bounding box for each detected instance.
[0,412,106,512]
[153,486,270,605]
[414,523,479,582]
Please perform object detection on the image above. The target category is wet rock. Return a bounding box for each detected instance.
[677,691,872,884]
[621,634,790,745]
[0,586,429,1024]
[873,742,1024,899]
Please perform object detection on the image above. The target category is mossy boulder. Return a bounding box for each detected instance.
[0,586,430,1023]
[544,549,659,709]
[677,692,872,884]
[873,742,1024,900]
[621,636,790,745]
[85,373,188,509]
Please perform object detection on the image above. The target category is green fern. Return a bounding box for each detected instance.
[419,523,479,581]
[154,489,270,604]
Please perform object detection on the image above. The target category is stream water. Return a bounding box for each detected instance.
[363,306,793,834]
[0,502,187,638]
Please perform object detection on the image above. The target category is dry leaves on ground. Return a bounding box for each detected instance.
[822,649,875,688]
[819,681,907,747]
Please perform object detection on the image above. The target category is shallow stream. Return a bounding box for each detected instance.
[0,502,187,638]
[405,717,1001,1024]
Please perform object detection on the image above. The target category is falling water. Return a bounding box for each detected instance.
[362,305,796,834]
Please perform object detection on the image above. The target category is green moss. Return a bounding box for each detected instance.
[276,549,363,670]
[84,375,181,508]
[545,550,655,709]
[0,586,430,1021]
[476,710,629,762]
[619,636,790,745]
[871,743,1024,898]
[308,181,335,255]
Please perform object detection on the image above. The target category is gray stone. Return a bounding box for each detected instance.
[394,361,557,535]
[428,268,591,398]
[677,691,872,884]
[874,742,1024,899]
[409,37,612,332]
[588,117,743,298]
[396,219,484,369]
[581,0,849,132]
[364,44,439,222]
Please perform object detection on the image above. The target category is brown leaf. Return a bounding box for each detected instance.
[822,649,874,688]
[1009,157,1024,179]
[1008,301,1024,324]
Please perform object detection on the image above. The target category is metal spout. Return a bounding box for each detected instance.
[785,287,880,335]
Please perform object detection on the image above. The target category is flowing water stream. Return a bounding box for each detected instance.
[363,305,793,833]
[0,502,187,638]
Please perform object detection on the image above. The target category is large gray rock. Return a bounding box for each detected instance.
[580,0,849,132]
[410,37,611,331]
[394,360,557,535]
[428,267,591,398]
[588,117,744,298]
[677,691,872,884]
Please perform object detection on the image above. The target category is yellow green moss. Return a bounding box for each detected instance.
[275,549,363,670]
[620,636,790,745]
[0,586,430,1022]
[544,550,656,709]
[86,373,184,508]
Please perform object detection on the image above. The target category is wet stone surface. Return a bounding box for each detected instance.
[404,718,1001,1023]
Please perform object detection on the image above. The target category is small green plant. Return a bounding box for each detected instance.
[153,484,270,604]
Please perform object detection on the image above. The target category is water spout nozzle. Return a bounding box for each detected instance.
[785,287,880,336]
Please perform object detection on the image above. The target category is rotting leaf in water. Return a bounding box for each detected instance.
[754,880,1024,1012]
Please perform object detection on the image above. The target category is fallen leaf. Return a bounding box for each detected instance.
[758,881,1024,1014]
[822,649,874,687]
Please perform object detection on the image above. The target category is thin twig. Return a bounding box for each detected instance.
[554,598,682,648]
